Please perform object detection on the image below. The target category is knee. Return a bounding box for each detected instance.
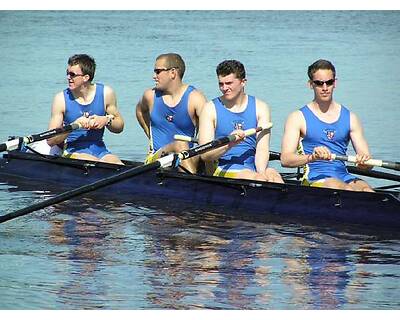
[265,168,284,183]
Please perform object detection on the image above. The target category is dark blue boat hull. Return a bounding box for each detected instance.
[0,152,399,229]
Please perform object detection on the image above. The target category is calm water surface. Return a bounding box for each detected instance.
[0,11,399,309]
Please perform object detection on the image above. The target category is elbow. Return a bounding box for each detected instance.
[280,154,291,168]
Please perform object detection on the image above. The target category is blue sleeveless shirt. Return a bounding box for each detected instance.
[214,95,257,170]
[300,104,355,182]
[150,85,196,152]
[63,83,106,150]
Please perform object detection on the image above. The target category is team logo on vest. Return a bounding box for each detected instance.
[232,120,245,131]
[165,114,174,122]
[324,129,336,140]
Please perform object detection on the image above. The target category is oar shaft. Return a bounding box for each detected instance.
[333,154,400,171]
[23,123,81,144]
[0,123,81,153]
[178,126,266,161]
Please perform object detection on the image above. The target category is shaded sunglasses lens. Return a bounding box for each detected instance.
[313,79,335,86]
[153,68,168,75]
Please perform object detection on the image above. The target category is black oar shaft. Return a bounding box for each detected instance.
[25,123,80,144]
[347,166,400,182]
[0,123,81,153]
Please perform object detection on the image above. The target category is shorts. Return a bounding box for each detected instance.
[302,172,358,187]
[213,160,256,178]
[63,142,111,159]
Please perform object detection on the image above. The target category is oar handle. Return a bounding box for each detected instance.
[174,134,197,143]
[332,154,400,171]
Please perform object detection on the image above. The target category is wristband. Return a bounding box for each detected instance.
[106,114,114,126]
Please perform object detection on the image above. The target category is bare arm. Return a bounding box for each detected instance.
[188,90,207,130]
[135,89,153,139]
[47,92,69,146]
[349,112,372,166]
[254,99,272,174]
[103,85,124,133]
[280,110,311,167]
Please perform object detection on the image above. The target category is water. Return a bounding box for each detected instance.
[0,11,399,310]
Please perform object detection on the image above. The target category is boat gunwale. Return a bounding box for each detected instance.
[1,151,399,202]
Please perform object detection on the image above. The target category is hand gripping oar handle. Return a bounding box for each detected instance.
[332,154,400,171]
[0,125,270,224]
[0,123,82,153]
[174,122,273,144]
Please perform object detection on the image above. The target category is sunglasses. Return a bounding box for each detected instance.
[312,79,335,87]
[66,70,85,78]
[153,67,177,75]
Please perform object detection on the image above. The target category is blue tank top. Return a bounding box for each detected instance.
[214,95,257,166]
[150,85,196,152]
[64,83,106,148]
[300,104,351,181]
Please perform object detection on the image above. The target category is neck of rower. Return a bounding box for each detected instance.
[163,82,188,106]
[72,83,96,104]
[311,99,335,113]
[221,92,247,112]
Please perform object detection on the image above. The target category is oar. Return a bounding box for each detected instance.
[0,123,81,153]
[332,154,400,171]
[346,166,400,182]
[268,151,399,182]
[0,124,271,224]
[173,134,282,161]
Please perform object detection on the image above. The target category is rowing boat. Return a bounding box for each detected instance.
[0,150,399,230]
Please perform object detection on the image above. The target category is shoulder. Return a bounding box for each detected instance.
[52,91,66,109]
[349,110,362,127]
[201,100,217,116]
[54,90,65,101]
[188,88,207,104]
[142,88,155,99]
[254,97,270,111]
[286,110,304,124]
[137,88,155,110]
[102,84,116,97]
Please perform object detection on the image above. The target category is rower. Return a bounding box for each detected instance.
[280,59,374,192]
[198,60,283,183]
[135,52,207,174]
[47,54,124,164]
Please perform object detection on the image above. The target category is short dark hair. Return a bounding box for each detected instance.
[216,60,246,80]
[307,59,336,80]
[156,53,186,79]
[67,54,96,81]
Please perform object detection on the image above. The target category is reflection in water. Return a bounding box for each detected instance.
[1,190,400,309]
[45,199,127,309]
[136,209,360,309]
